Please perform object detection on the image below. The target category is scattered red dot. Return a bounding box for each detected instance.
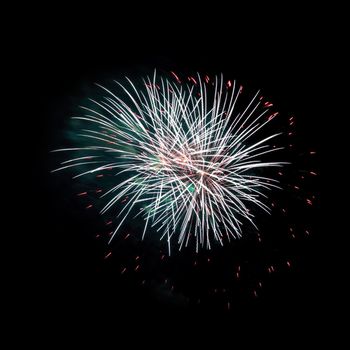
[170,71,181,83]
[306,199,313,206]
[77,192,87,196]
[188,76,197,85]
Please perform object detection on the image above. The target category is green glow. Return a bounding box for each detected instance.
[188,183,195,192]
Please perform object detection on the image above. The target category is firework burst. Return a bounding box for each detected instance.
[52,71,287,254]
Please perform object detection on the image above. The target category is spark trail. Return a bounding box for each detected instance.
[52,72,287,254]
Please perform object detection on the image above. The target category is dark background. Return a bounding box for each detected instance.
[18,7,323,339]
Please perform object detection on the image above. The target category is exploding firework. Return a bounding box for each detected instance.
[52,71,287,254]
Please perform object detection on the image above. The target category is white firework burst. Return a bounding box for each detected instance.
[52,71,286,254]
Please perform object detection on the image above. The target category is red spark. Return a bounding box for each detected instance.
[264,101,273,108]
[96,174,104,178]
[310,151,316,155]
[134,265,140,271]
[205,75,210,83]
[170,71,181,84]
[104,252,112,259]
[135,255,140,261]
[268,112,279,121]
[121,267,126,274]
[77,192,87,196]
[106,220,113,226]
[189,76,197,85]
[310,171,317,176]
[253,290,258,298]
[286,261,291,268]
[96,189,102,193]
[124,233,130,240]
[227,302,231,310]
[294,185,300,190]
[227,80,232,88]
[306,199,313,206]
[86,204,93,209]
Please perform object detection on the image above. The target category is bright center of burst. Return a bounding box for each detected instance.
[156,149,212,194]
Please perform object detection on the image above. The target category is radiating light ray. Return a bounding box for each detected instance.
[52,71,287,253]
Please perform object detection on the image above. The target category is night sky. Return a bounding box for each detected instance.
[21,9,323,339]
